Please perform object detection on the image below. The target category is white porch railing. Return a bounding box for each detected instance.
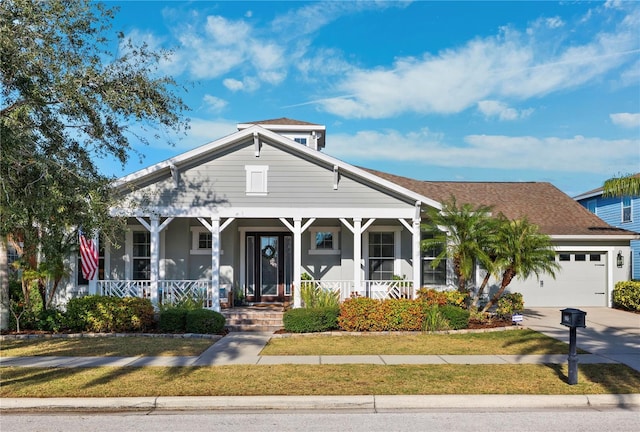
[98,280,151,299]
[307,280,414,301]
[97,280,230,308]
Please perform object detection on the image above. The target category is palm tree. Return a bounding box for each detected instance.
[602,174,640,197]
[422,198,495,299]
[481,217,559,313]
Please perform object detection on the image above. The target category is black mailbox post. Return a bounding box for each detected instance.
[560,308,587,385]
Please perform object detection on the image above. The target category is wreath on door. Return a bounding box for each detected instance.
[262,245,276,259]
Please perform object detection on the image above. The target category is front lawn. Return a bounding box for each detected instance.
[261,329,579,355]
[1,364,639,397]
[0,337,216,357]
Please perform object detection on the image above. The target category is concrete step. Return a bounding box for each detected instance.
[221,307,284,332]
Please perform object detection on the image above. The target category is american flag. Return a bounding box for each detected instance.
[79,229,99,280]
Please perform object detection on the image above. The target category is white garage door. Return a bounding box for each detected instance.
[508,251,608,308]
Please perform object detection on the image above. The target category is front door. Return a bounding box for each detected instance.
[246,233,292,303]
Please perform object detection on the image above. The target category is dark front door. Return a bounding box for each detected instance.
[246,233,292,303]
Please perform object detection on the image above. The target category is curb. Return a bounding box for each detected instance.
[1,394,638,412]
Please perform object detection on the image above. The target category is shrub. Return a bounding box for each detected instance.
[283,307,340,333]
[64,296,154,332]
[159,308,187,333]
[612,281,640,312]
[496,292,524,319]
[338,297,386,331]
[439,305,470,330]
[384,299,424,331]
[34,308,66,332]
[416,288,448,306]
[185,309,226,334]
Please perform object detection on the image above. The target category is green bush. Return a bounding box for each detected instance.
[496,292,524,319]
[283,307,340,333]
[439,305,470,330]
[612,281,640,312]
[34,308,66,332]
[185,309,226,334]
[158,308,187,333]
[64,296,154,332]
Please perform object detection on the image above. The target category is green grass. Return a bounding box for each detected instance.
[1,364,638,397]
[261,329,581,355]
[0,337,216,357]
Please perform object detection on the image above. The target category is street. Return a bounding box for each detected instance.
[2,408,639,432]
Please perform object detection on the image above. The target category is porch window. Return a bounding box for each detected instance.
[622,197,631,222]
[190,227,214,255]
[421,233,446,285]
[309,227,340,255]
[245,165,269,196]
[368,231,395,280]
[132,231,150,280]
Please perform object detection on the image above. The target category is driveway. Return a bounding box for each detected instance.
[524,307,640,372]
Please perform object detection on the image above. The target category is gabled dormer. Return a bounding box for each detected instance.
[237,117,326,151]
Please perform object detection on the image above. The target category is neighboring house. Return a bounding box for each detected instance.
[61,118,635,310]
[574,175,640,280]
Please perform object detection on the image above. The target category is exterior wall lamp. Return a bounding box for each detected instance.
[616,251,624,268]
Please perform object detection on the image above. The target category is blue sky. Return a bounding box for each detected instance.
[104,0,640,197]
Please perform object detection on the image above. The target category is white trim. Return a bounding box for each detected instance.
[190,226,222,255]
[237,123,326,132]
[550,234,639,240]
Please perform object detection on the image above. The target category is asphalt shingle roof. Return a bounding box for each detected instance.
[364,168,634,237]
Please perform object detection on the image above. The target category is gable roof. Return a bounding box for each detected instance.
[365,168,636,238]
[113,124,441,210]
[238,117,323,127]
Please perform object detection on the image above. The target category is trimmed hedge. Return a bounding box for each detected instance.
[612,281,640,312]
[283,307,340,333]
[64,296,155,333]
[159,308,226,334]
[158,308,187,333]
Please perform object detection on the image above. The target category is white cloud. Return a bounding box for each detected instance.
[610,113,640,128]
[202,94,228,113]
[223,77,260,92]
[316,9,639,118]
[328,129,639,174]
[477,100,533,121]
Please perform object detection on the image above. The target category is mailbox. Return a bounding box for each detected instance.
[560,308,586,328]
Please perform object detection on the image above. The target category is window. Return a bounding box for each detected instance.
[190,226,219,255]
[132,231,150,280]
[589,254,601,262]
[558,253,570,261]
[421,233,446,285]
[368,231,395,280]
[574,254,586,262]
[586,200,596,214]
[294,137,307,145]
[622,197,632,222]
[245,165,269,195]
[309,227,340,255]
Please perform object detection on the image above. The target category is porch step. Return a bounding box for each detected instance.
[221,306,285,333]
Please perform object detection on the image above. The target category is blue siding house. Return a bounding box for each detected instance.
[575,176,640,280]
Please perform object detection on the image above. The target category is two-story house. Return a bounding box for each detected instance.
[575,174,640,280]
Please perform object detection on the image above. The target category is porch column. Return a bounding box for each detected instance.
[210,217,221,312]
[149,216,160,306]
[353,218,362,292]
[88,233,99,296]
[293,217,302,308]
[412,219,421,299]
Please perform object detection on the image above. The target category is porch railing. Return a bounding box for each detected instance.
[307,280,414,301]
[97,280,230,308]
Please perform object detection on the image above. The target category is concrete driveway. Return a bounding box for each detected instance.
[524,307,640,372]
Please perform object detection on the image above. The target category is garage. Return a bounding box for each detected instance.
[508,251,608,308]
